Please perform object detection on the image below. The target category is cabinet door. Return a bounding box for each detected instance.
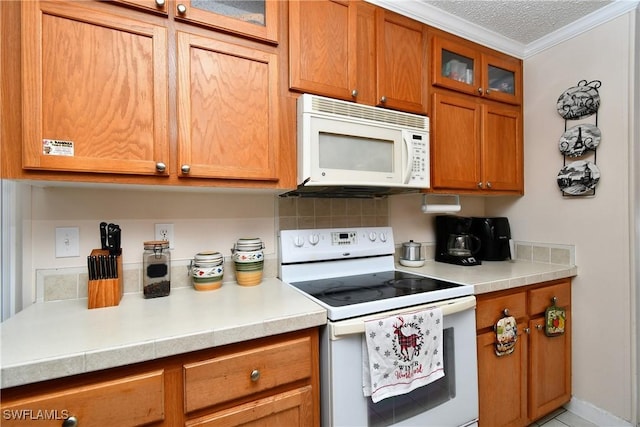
[431,92,481,190]
[289,0,352,100]
[176,32,279,181]
[528,314,571,421]
[482,53,522,105]
[477,326,528,427]
[432,35,481,97]
[173,0,279,44]
[376,9,428,114]
[481,103,523,192]
[186,386,313,427]
[22,1,169,176]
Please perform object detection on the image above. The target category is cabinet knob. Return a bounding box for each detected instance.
[524,327,531,334]
[485,88,491,95]
[477,87,483,94]
[477,182,483,188]
[155,162,166,173]
[380,96,387,103]
[62,416,78,427]
[351,89,358,98]
[155,0,165,7]
[503,308,509,316]
[176,3,187,14]
[181,164,191,174]
[250,369,261,382]
[486,182,492,189]
[551,296,557,304]
[536,324,544,331]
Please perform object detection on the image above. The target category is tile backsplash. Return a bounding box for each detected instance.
[278,197,389,230]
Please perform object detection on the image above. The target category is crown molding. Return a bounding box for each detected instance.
[367,0,639,59]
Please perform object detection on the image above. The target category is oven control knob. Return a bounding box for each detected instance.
[293,236,305,247]
[309,234,320,245]
[368,232,377,241]
[379,232,387,242]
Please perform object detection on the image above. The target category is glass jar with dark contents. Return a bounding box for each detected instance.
[143,240,171,298]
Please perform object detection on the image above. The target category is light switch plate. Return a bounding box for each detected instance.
[55,227,80,258]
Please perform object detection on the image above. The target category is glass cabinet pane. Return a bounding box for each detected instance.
[488,64,515,95]
[441,49,474,85]
[191,0,266,26]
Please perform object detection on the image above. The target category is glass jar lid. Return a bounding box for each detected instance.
[144,240,169,250]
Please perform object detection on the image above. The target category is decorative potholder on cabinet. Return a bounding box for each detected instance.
[544,302,566,337]
[494,315,518,357]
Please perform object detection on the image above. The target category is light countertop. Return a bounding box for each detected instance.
[0,278,327,389]
[396,259,577,294]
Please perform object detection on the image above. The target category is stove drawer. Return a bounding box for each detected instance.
[183,336,313,413]
[476,292,526,330]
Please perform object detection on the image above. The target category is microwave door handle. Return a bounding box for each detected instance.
[403,132,412,184]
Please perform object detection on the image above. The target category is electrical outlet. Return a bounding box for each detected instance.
[55,227,80,258]
[155,223,174,249]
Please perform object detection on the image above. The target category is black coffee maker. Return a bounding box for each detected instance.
[470,217,512,261]
[434,215,482,266]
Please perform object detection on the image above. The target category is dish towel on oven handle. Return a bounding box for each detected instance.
[362,307,444,403]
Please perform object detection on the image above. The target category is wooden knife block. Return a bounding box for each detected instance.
[88,249,123,309]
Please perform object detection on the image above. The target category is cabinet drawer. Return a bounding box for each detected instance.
[476,291,526,330]
[529,280,571,315]
[184,336,312,413]
[0,370,165,426]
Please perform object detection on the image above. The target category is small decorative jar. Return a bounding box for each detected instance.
[143,240,171,298]
[190,251,224,291]
[232,238,264,286]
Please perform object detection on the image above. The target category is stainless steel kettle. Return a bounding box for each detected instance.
[400,240,425,267]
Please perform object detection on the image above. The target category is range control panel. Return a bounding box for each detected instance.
[280,227,395,264]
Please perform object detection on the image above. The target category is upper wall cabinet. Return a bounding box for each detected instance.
[432,34,522,106]
[21,1,170,176]
[289,0,428,115]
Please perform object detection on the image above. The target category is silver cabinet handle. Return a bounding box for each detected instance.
[250,369,260,382]
[485,88,491,95]
[477,182,483,188]
[486,182,492,189]
[177,3,187,14]
[477,87,483,94]
[503,308,509,316]
[536,324,544,331]
[155,0,165,7]
[181,164,191,174]
[62,416,78,427]
[380,96,387,103]
[524,328,531,334]
[155,162,166,173]
[351,89,358,98]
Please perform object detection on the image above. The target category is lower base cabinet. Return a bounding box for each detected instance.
[476,279,571,427]
[0,329,320,427]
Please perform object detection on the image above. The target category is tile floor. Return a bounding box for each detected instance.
[529,408,598,427]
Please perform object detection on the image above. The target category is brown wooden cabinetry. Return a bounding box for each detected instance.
[431,90,522,193]
[289,0,428,114]
[476,279,572,427]
[0,329,320,427]
[4,0,293,189]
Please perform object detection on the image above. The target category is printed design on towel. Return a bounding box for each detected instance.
[369,312,439,385]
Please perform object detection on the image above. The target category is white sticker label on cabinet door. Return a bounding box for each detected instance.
[42,139,74,156]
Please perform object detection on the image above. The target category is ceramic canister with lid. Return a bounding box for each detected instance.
[232,237,264,286]
[190,251,224,291]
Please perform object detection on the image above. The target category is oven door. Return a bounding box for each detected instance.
[320,296,478,427]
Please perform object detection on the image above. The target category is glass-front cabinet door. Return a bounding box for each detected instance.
[432,35,481,97]
[175,0,279,44]
[481,52,522,105]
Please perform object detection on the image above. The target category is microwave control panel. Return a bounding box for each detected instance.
[406,131,429,186]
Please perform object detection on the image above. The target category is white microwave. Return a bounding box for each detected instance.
[297,94,430,192]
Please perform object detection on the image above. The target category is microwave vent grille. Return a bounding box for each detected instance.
[311,97,427,130]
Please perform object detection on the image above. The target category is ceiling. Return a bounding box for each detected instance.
[371,0,638,57]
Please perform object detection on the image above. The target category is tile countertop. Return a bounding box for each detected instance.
[0,278,327,389]
[396,259,578,294]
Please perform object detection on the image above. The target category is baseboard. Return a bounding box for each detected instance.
[565,397,633,426]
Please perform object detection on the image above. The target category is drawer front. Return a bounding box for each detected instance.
[0,370,165,426]
[476,291,526,331]
[529,280,571,315]
[184,336,312,413]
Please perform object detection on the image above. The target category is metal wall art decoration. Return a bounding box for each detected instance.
[555,80,602,197]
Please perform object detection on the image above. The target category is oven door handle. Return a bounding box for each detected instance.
[330,295,476,340]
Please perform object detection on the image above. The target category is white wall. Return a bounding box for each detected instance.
[488,12,636,422]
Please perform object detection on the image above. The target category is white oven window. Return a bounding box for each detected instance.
[366,328,455,426]
[318,132,394,173]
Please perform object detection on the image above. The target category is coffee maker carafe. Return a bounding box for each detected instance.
[435,215,482,266]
